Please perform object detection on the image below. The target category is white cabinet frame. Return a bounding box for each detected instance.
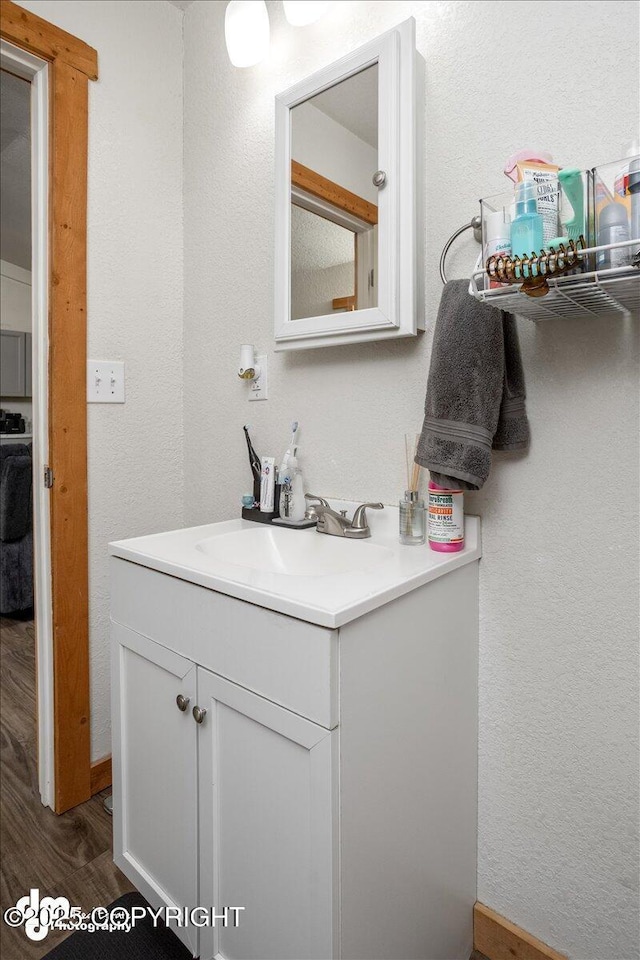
[274,18,424,351]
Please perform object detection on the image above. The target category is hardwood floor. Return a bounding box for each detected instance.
[0,616,134,960]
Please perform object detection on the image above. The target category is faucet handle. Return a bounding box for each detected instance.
[351,502,384,530]
[305,493,330,506]
[304,493,330,522]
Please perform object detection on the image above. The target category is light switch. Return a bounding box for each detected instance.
[87,360,125,403]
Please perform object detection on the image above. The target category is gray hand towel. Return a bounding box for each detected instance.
[415,279,529,491]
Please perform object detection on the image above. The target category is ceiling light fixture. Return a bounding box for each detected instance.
[225,0,270,68]
[282,1,332,27]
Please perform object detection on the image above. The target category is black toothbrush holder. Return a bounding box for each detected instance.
[242,483,281,524]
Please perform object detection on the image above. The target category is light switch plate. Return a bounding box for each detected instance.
[87,360,125,403]
[248,355,268,401]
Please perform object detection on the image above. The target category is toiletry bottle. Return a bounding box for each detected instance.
[504,149,555,183]
[597,202,631,269]
[516,161,560,245]
[399,490,426,545]
[614,141,640,203]
[510,180,543,276]
[288,455,306,523]
[428,481,464,553]
[628,157,640,245]
[484,209,511,288]
[260,457,276,513]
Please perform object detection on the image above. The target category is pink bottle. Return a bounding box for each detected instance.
[428,481,465,552]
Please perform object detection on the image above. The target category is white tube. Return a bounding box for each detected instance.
[259,457,276,513]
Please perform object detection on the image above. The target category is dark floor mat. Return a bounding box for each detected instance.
[42,892,191,960]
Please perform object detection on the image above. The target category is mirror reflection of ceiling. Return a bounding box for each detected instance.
[1,69,31,270]
[311,65,378,148]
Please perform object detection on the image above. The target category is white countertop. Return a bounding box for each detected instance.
[109,501,481,628]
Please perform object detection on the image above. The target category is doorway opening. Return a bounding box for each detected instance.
[1,51,54,809]
[1,1,99,815]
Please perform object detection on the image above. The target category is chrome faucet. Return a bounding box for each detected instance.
[304,494,384,540]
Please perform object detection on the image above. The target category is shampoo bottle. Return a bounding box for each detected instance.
[428,481,464,552]
[597,202,631,269]
[510,180,543,276]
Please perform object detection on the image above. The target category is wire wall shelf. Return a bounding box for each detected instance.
[469,248,640,323]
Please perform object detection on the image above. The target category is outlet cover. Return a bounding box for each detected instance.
[248,355,268,401]
[87,360,125,403]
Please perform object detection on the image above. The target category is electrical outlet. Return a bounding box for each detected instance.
[87,360,125,403]
[248,355,268,401]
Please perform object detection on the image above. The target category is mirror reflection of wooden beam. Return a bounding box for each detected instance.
[332,296,356,311]
[291,160,378,226]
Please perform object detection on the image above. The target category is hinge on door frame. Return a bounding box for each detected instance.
[44,466,54,489]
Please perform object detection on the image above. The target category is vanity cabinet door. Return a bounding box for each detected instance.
[111,622,199,956]
[196,667,336,960]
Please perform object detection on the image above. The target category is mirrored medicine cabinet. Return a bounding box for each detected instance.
[274,18,424,350]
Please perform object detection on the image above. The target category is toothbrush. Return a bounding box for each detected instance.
[243,424,261,484]
[279,421,299,479]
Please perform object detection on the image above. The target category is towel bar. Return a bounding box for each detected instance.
[440,216,482,284]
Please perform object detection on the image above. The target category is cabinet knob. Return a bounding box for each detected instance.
[372,170,387,188]
[176,694,190,712]
[192,705,207,725]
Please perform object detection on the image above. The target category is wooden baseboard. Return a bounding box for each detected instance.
[90,755,112,795]
[474,902,567,960]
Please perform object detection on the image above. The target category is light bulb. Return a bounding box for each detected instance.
[225,1,270,68]
[283,1,331,27]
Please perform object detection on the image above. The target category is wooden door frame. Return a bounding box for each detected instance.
[1,0,98,813]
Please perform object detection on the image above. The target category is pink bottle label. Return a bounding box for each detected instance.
[428,484,464,550]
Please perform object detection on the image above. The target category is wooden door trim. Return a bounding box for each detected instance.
[474,902,568,960]
[1,0,98,813]
[90,755,112,795]
[0,0,97,78]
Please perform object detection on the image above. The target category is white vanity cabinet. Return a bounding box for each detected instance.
[110,517,480,960]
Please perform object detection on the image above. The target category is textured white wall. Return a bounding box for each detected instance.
[183,1,639,957]
[19,0,185,761]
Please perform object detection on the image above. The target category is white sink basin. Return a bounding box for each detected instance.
[195,526,393,577]
[110,505,481,627]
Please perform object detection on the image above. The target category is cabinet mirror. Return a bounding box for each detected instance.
[274,19,423,350]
